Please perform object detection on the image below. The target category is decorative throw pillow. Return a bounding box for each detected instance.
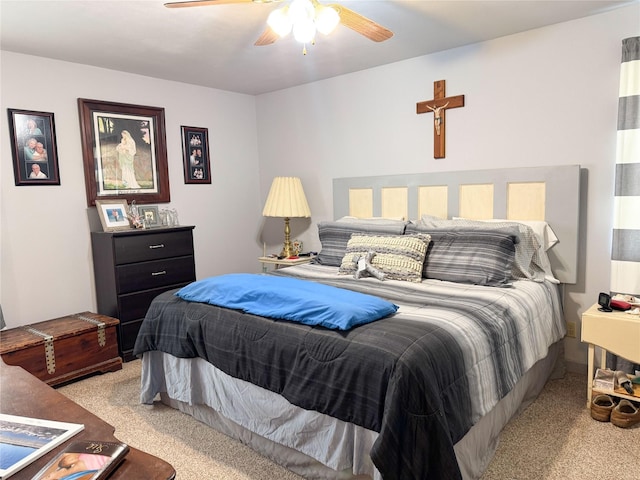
[315,221,407,267]
[339,234,430,283]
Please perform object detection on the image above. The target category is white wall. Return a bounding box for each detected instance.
[1,4,638,369]
[1,53,263,327]
[255,4,640,370]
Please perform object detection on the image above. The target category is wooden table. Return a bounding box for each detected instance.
[0,360,176,479]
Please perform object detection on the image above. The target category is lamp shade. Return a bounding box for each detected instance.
[263,177,311,218]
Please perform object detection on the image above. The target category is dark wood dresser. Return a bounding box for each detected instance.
[91,226,196,361]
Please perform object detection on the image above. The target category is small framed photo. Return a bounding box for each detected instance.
[140,205,160,227]
[7,109,61,186]
[181,126,211,184]
[95,199,131,232]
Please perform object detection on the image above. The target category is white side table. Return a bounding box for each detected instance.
[259,256,314,272]
[581,303,640,408]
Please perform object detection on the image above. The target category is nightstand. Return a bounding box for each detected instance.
[259,256,314,272]
[581,303,640,408]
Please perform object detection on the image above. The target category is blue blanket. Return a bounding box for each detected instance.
[176,273,398,330]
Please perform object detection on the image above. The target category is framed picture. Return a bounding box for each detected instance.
[181,126,211,184]
[140,205,160,227]
[78,98,170,206]
[95,199,131,232]
[7,109,61,186]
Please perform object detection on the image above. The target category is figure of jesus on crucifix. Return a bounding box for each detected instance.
[427,102,449,135]
[416,80,465,159]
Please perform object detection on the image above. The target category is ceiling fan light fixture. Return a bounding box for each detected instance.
[267,7,293,37]
[315,5,339,35]
[266,0,342,47]
[165,0,394,49]
[293,17,316,43]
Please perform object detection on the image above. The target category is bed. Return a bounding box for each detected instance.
[133,165,582,480]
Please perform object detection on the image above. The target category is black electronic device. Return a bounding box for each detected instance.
[598,292,612,312]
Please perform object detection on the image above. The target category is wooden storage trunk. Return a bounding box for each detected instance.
[0,312,122,386]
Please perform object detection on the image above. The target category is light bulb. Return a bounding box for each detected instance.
[267,7,292,37]
[293,17,316,44]
[315,5,339,35]
[288,0,314,24]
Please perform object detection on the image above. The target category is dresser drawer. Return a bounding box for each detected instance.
[119,318,145,355]
[116,256,195,294]
[114,230,194,265]
[118,285,188,322]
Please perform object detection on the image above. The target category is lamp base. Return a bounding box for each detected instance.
[280,243,295,258]
[280,217,294,258]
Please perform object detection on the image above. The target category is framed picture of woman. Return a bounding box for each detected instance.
[78,99,170,206]
[7,109,61,186]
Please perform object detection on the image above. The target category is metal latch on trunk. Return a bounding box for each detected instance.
[74,313,106,347]
[23,326,56,374]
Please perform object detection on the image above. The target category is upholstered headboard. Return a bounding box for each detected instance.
[333,165,581,284]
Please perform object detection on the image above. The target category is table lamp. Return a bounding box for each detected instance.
[262,177,311,258]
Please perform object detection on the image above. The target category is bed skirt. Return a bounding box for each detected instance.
[140,341,563,480]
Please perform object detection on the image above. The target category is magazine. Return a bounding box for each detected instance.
[0,414,84,479]
[32,440,129,480]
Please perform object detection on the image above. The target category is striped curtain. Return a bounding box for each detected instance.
[608,36,640,373]
[611,36,640,296]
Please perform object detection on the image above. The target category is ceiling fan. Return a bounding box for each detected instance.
[164,0,393,51]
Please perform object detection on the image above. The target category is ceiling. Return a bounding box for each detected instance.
[1,0,636,95]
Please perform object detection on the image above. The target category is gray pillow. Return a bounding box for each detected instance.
[406,224,518,286]
[316,221,407,267]
[415,217,546,282]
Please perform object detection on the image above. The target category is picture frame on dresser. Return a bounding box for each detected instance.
[181,125,211,184]
[96,199,131,232]
[7,108,61,186]
[140,205,159,227]
[78,98,170,206]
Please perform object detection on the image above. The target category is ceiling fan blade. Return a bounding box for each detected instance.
[164,0,257,8]
[255,27,280,46]
[330,4,393,42]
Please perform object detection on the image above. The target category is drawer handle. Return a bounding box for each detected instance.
[149,244,165,249]
[151,270,167,276]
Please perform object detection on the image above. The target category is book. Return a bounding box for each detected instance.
[0,414,84,479]
[32,440,129,480]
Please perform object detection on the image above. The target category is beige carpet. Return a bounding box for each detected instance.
[58,360,639,480]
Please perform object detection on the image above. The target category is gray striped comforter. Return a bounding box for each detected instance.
[134,264,564,480]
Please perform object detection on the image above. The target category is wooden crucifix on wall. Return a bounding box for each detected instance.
[416,80,465,159]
